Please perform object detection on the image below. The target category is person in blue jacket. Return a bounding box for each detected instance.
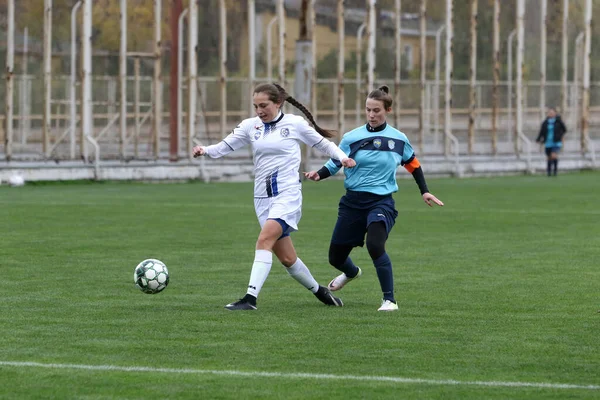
[535,107,567,176]
[304,85,444,311]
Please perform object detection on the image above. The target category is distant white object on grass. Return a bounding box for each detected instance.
[8,174,25,187]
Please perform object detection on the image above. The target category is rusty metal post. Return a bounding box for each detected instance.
[515,0,524,154]
[444,0,453,157]
[394,0,401,128]
[581,0,592,154]
[468,0,477,154]
[170,0,183,161]
[152,0,162,158]
[43,0,53,157]
[277,0,286,85]
[419,0,426,154]
[540,0,547,120]
[560,0,568,117]
[219,0,227,138]
[5,0,15,160]
[337,0,345,137]
[491,0,500,155]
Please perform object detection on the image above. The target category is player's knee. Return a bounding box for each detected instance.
[366,238,385,260]
[366,222,387,260]
[328,249,346,267]
[256,234,276,250]
[278,255,296,267]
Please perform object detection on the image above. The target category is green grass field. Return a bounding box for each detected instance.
[1,172,599,399]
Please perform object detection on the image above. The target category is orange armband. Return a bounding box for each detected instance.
[403,157,421,174]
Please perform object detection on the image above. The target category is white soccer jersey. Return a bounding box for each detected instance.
[204,113,348,198]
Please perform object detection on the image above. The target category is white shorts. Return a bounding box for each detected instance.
[254,188,303,234]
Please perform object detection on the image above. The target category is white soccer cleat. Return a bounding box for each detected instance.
[328,267,362,292]
[377,299,398,312]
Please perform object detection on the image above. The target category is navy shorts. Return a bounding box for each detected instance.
[545,146,561,157]
[270,218,291,239]
[330,190,398,247]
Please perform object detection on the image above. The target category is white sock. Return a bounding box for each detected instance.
[286,258,319,293]
[246,249,273,298]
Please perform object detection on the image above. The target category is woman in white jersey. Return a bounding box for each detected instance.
[193,83,356,310]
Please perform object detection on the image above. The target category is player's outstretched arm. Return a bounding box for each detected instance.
[403,156,443,207]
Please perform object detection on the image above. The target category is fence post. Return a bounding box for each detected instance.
[43,0,53,158]
[491,0,500,155]
[5,0,15,160]
[152,0,162,158]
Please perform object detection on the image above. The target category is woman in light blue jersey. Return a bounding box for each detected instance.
[535,107,567,176]
[305,85,443,311]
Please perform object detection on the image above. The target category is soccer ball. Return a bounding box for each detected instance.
[8,174,25,187]
[134,259,169,294]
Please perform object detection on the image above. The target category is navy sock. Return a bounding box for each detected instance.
[373,253,394,302]
[547,160,552,176]
[553,159,558,175]
[338,257,360,278]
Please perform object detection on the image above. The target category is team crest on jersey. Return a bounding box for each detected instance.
[280,128,290,137]
[388,140,395,149]
[254,131,261,140]
[373,138,382,148]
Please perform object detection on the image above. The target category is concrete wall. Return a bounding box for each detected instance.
[0,150,596,185]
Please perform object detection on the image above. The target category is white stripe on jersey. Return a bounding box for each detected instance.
[205,114,348,198]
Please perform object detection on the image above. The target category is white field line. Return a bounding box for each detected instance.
[0,361,598,391]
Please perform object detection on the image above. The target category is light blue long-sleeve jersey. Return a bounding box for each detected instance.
[544,118,562,148]
[324,123,415,195]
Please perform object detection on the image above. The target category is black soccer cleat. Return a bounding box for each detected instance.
[314,285,343,307]
[225,295,257,311]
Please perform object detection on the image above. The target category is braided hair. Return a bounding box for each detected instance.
[253,83,336,138]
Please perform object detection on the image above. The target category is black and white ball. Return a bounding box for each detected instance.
[134,259,169,294]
